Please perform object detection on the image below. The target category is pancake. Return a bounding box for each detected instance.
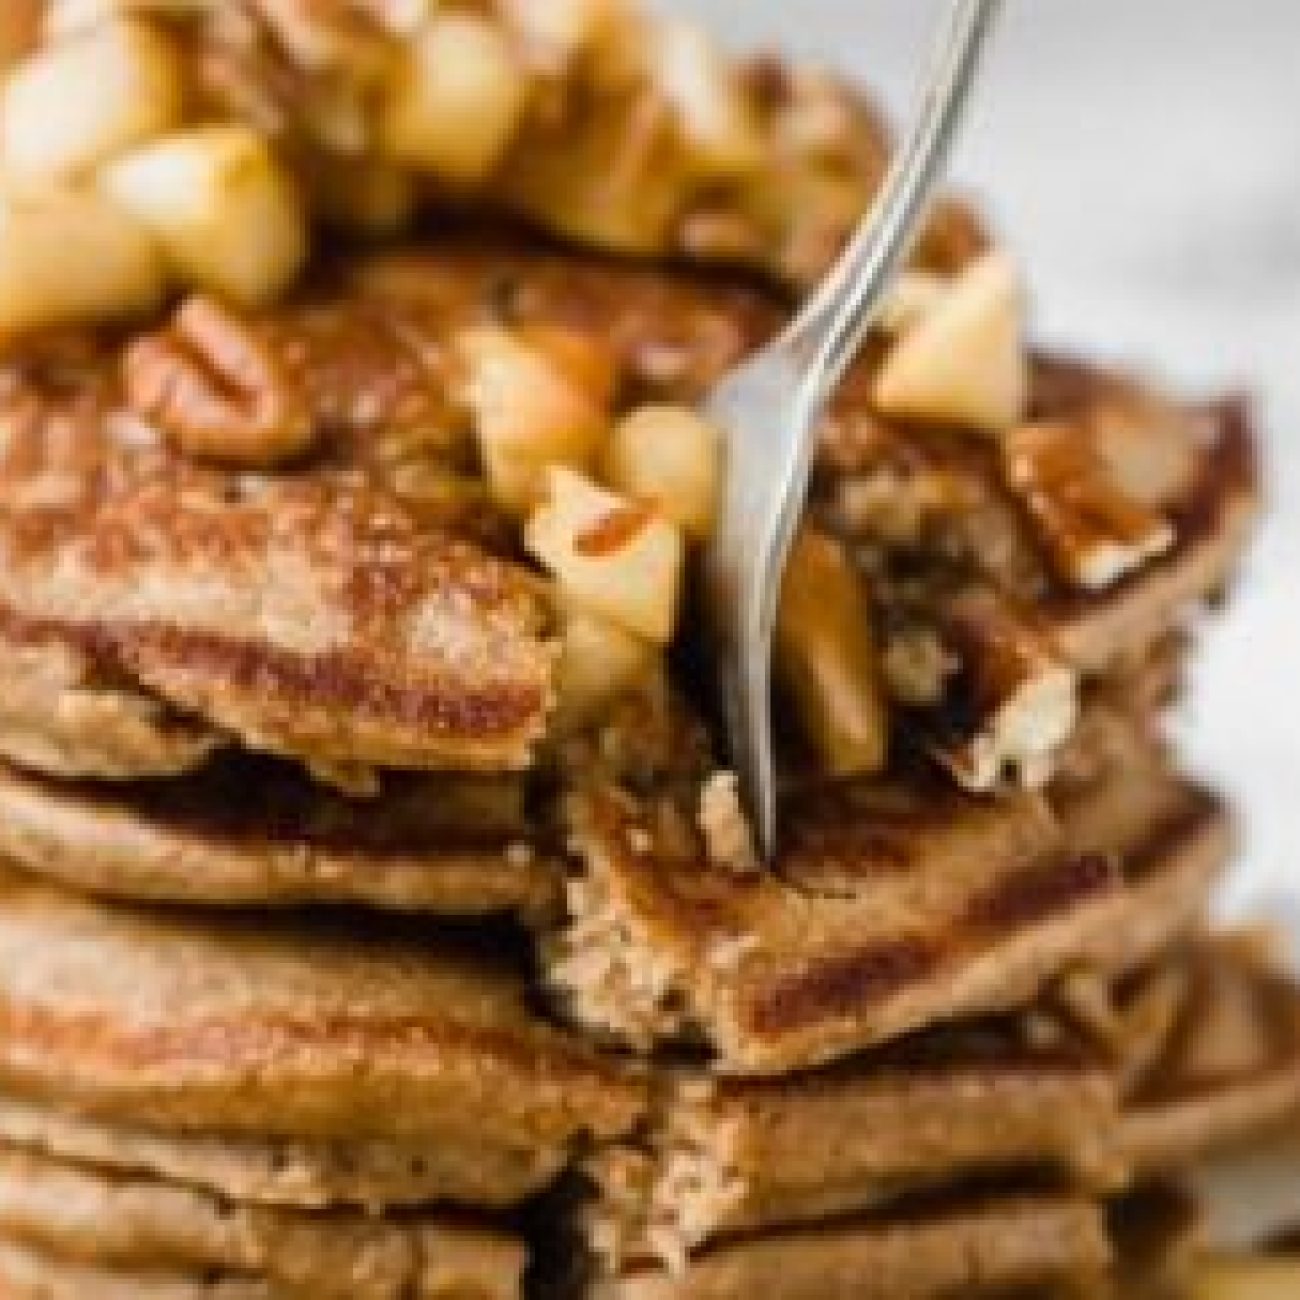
[0,637,221,782]
[583,1023,1121,1272]
[0,867,644,1201]
[579,1192,1112,1300]
[1121,938,1300,1175]
[548,707,1231,1073]
[0,330,555,779]
[0,1145,525,1300]
[0,1091,562,1212]
[0,756,562,919]
[0,241,1256,798]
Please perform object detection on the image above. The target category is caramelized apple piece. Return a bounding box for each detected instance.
[874,250,1028,433]
[0,188,165,332]
[603,404,720,540]
[459,326,611,515]
[1,17,184,187]
[775,527,888,777]
[527,467,684,644]
[102,125,307,308]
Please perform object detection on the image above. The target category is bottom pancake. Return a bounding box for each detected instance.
[0,1147,525,1300]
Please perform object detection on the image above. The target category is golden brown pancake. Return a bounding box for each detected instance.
[0,242,1257,797]
[0,330,555,778]
[582,1192,1112,1300]
[0,868,643,1202]
[583,1024,1121,1272]
[548,707,1231,1073]
[0,1145,525,1300]
[0,1090,563,1212]
[0,757,562,920]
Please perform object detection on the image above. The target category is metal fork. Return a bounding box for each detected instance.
[702,0,1004,862]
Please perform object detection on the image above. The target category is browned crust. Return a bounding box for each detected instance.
[0,606,551,775]
[0,243,1258,790]
[729,795,1227,1071]
[586,1040,1122,1270]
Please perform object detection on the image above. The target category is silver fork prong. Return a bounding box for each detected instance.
[703,0,1004,862]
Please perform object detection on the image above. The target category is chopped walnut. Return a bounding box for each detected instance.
[1003,420,1175,591]
[934,589,1080,792]
[124,295,316,466]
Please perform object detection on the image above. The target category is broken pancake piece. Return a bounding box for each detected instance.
[549,705,1231,1073]
[583,1019,1121,1273]
[0,757,561,920]
[0,868,643,1202]
[0,1145,526,1300]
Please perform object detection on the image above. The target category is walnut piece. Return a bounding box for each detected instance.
[1003,420,1175,591]
[935,589,1079,792]
[125,295,316,466]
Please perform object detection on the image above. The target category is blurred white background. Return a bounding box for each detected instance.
[659,0,1300,945]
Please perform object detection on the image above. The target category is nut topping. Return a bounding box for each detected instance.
[932,588,1079,792]
[124,294,316,466]
[1003,419,1175,591]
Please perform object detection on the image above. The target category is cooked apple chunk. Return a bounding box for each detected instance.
[0,188,165,332]
[603,404,720,540]
[874,250,1028,433]
[380,12,526,185]
[775,527,888,777]
[652,18,763,180]
[460,326,611,515]
[102,125,307,308]
[527,467,685,644]
[555,607,659,729]
[1,17,184,188]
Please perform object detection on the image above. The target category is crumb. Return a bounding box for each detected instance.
[697,771,759,876]
[628,827,654,855]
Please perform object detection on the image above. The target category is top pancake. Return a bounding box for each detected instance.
[0,240,1259,794]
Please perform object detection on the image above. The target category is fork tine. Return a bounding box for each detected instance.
[702,0,1004,862]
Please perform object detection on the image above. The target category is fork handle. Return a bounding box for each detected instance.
[782,0,1004,391]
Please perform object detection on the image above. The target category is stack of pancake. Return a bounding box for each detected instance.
[0,3,1292,1297]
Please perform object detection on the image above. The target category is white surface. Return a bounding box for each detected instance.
[661,0,1300,949]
